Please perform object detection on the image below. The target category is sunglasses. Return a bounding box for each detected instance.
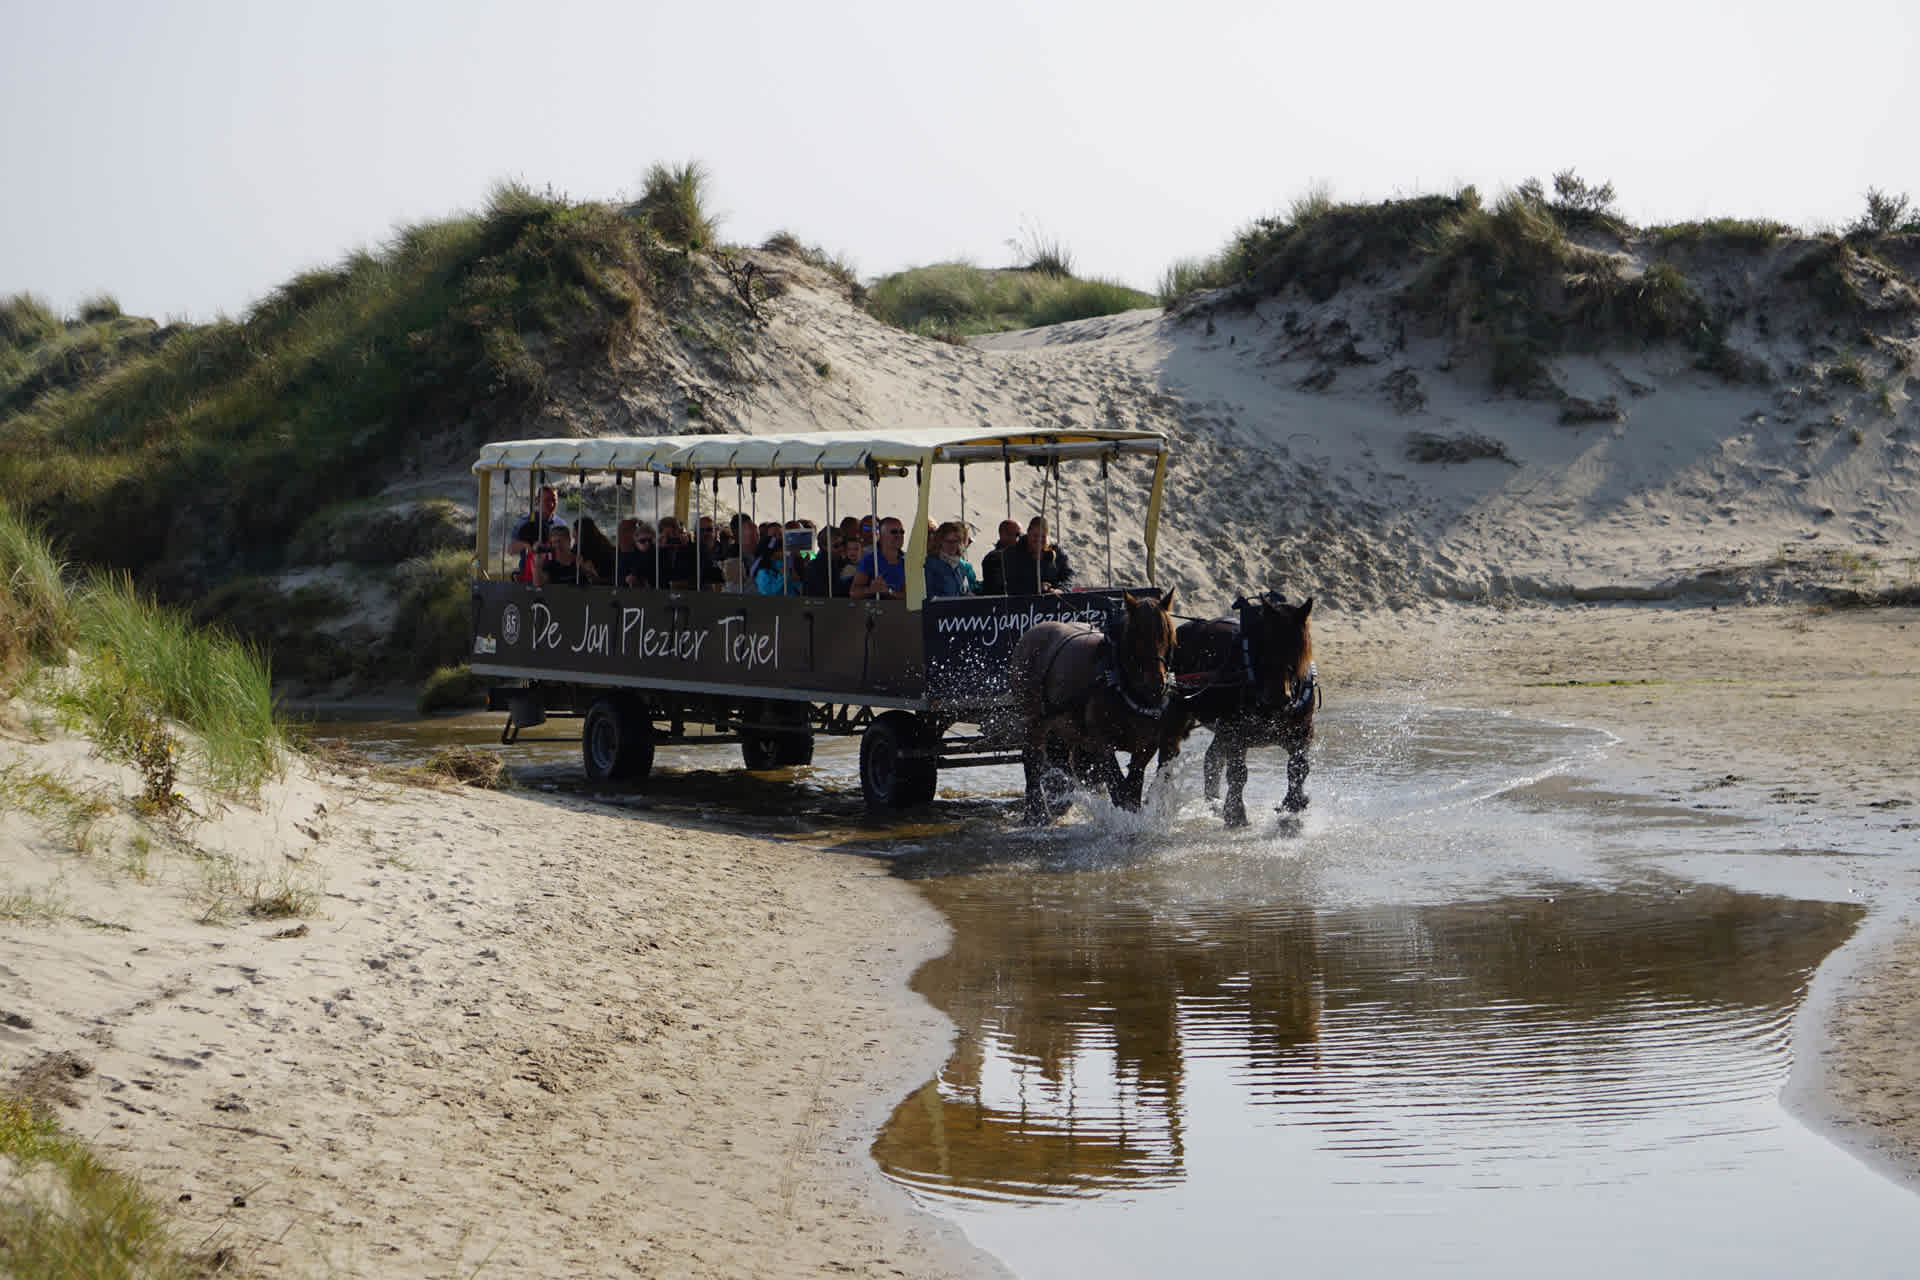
[636,539,654,547]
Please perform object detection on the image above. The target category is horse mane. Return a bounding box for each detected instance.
[1291,606,1314,677]
[1131,592,1175,654]
[1116,592,1176,692]
[1256,597,1314,702]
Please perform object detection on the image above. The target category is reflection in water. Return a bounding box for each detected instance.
[866,701,1920,1278]
[877,874,1857,1204]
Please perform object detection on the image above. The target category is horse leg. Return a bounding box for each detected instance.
[1203,735,1225,800]
[1022,722,1056,825]
[1221,744,1251,828]
[1109,747,1153,811]
[1097,750,1134,810]
[1281,744,1310,814]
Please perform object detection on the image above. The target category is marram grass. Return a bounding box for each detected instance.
[867,262,1152,338]
[0,1092,201,1279]
[68,572,283,796]
[3,502,283,797]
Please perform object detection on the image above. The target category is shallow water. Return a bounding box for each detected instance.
[306,701,1920,1277]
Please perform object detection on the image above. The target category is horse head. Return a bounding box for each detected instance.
[1117,588,1177,706]
[1251,594,1314,712]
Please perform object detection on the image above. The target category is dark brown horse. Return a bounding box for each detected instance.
[1009,590,1179,824]
[1170,593,1317,828]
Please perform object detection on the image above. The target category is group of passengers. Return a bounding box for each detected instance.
[510,485,1074,598]
[846,515,1070,599]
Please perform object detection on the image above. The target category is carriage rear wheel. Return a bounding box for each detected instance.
[582,697,654,782]
[860,711,937,811]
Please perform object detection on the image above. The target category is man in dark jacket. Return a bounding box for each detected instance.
[979,519,1023,595]
[1000,517,1072,595]
[508,484,569,580]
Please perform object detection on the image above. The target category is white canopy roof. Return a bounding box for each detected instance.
[472,426,1167,476]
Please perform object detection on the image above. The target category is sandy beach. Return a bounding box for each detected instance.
[3,600,1917,1276]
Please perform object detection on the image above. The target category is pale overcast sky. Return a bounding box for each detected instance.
[4,0,1916,322]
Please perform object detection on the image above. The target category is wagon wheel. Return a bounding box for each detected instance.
[582,697,654,782]
[860,710,937,811]
[741,701,815,769]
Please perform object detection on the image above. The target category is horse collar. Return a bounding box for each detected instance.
[1100,636,1170,717]
[1286,662,1319,715]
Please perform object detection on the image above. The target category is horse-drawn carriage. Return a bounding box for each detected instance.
[470,425,1319,824]
[467,425,1178,812]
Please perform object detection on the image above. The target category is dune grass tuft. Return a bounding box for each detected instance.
[0,505,75,679]
[63,572,282,796]
[867,263,1152,339]
[1161,188,1468,304]
[2,509,284,797]
[634,161,719,250]
[1,292,64,348]
[762,231,864,302]
[0,1091,201,1279]
[1648,218,1795,251]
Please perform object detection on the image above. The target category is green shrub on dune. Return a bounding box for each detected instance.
[867,262,1153,339]
[0,181,680,585]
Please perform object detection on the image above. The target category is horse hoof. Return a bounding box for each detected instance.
[1275,814,1303,837]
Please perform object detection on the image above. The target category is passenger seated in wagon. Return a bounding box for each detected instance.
[658,518,721,589]
[575,517,617,584]
[925,521,977,597]
[979,519,1022,594]
[615,518,656,588]
[533,524,600,587]
[849,517,908,601]
[998,516,1073,595]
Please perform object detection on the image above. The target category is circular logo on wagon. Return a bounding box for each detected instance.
[502,604,521,648]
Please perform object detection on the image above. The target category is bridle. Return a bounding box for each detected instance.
[1102,601,1173,717]
[1231,593,1318,716]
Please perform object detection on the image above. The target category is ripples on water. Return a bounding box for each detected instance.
[868,704,1920,1278]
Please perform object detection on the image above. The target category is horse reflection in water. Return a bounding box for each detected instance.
[1009,590,1179,825]
[1170,593,1318,828]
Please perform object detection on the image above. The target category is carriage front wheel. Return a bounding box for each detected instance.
[742,700,816,769]
[582,697,654,782]
[860,711,937,811]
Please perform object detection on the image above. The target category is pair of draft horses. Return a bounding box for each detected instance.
[1008,589,1319,828]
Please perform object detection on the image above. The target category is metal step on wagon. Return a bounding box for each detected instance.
[467,425,1170,811]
